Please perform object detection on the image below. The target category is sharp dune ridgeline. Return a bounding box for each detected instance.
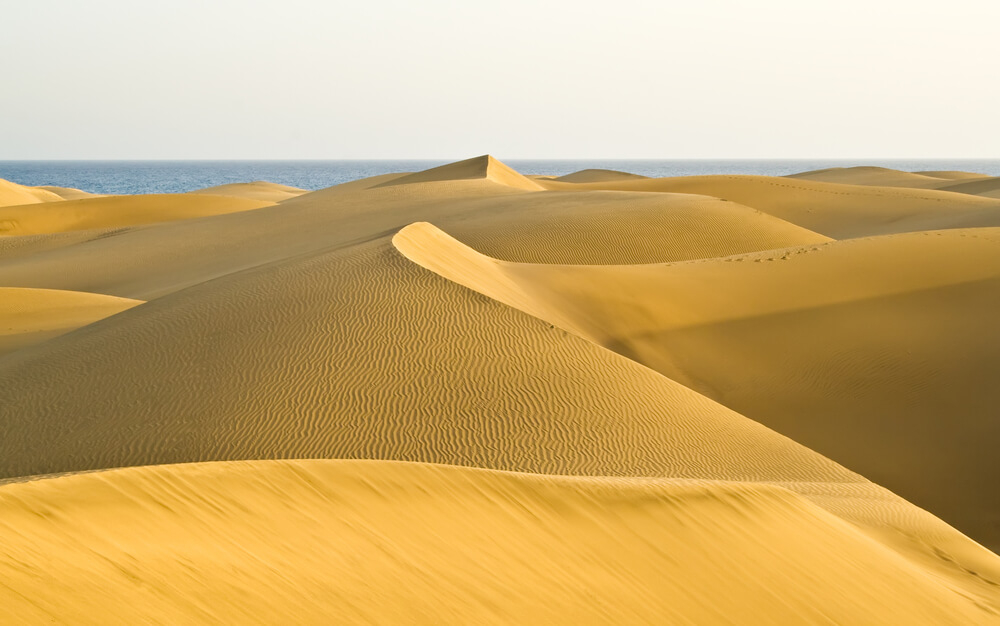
[1,156,1000,624]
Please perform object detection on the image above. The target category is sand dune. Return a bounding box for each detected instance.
[789,167,1000,199]
[34,185,103,201]
[916,170,989,180]
[554,168,649,183]
[0,193,275,236]
[0,178,64,207]
[377,155,544,191]
[537,173,1000,238]
[0,287,141,356]
[786,165,954,188]
[191,181,307,202]
[397,222,1000,548]
[2,156,999,622]
[2,460,997,625]
[936,176,1000,199]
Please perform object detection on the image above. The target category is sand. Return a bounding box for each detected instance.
[0,178,64,207]
[537,173,1000,237]
[1,157,998,623]
[190,181,308,202]
[2,460,996,625]
[0,193,275,236]
[0,287,141,356]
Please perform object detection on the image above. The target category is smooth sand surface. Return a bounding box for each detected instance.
[1,156,999,623]
[0,287,141,356]
[2,460,997,625]
[34,185,103,200]
[0,178,64,207]
[537,173,1000,237]
[553,168,650,183]
[789,166,1000,199]
[190,181,308,202]
[0,193,275,236]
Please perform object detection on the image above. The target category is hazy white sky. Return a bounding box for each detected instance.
[3,0,998,159]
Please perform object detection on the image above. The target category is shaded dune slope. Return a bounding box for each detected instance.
[397,223,1000,548]
[2,460,996,626]
[0,287,141,356]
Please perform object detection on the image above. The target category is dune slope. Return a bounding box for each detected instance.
[1,460,996,626]
[0,287,142,356]
[191,181,307,202]
[0,178,64,207]
[0,193,274,236]
[397,223,1000,548]
[537,174,1000,238]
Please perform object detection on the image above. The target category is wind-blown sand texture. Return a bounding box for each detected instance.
[1,157,999,624]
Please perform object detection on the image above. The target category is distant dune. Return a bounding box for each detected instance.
[554,168,650,183]
[0,193,275,236]
[1,157,999,623]
[191,181,308,203]
[0,178,64,207]
[536,173,1000,237]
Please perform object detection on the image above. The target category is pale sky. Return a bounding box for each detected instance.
[3,0,998,159]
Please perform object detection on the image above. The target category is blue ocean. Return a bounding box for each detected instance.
[1,159,998,195]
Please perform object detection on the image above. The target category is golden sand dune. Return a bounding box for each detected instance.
[553,168,650,183]
[2,156,999,621]
[397,222,1000,547]
[916,170,990,180]
[936,176,1000,199]
[2,460,997,626]
[786,165,956,188]
[377,154,544,191]
[34,185,103,201]
[190,180,308,202]
[0,287,141,356]
[790,166,1000,199]
[0,233,862,483]
[537,174,1000,238]
[0,178,64,207]
[0,193,275,236]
